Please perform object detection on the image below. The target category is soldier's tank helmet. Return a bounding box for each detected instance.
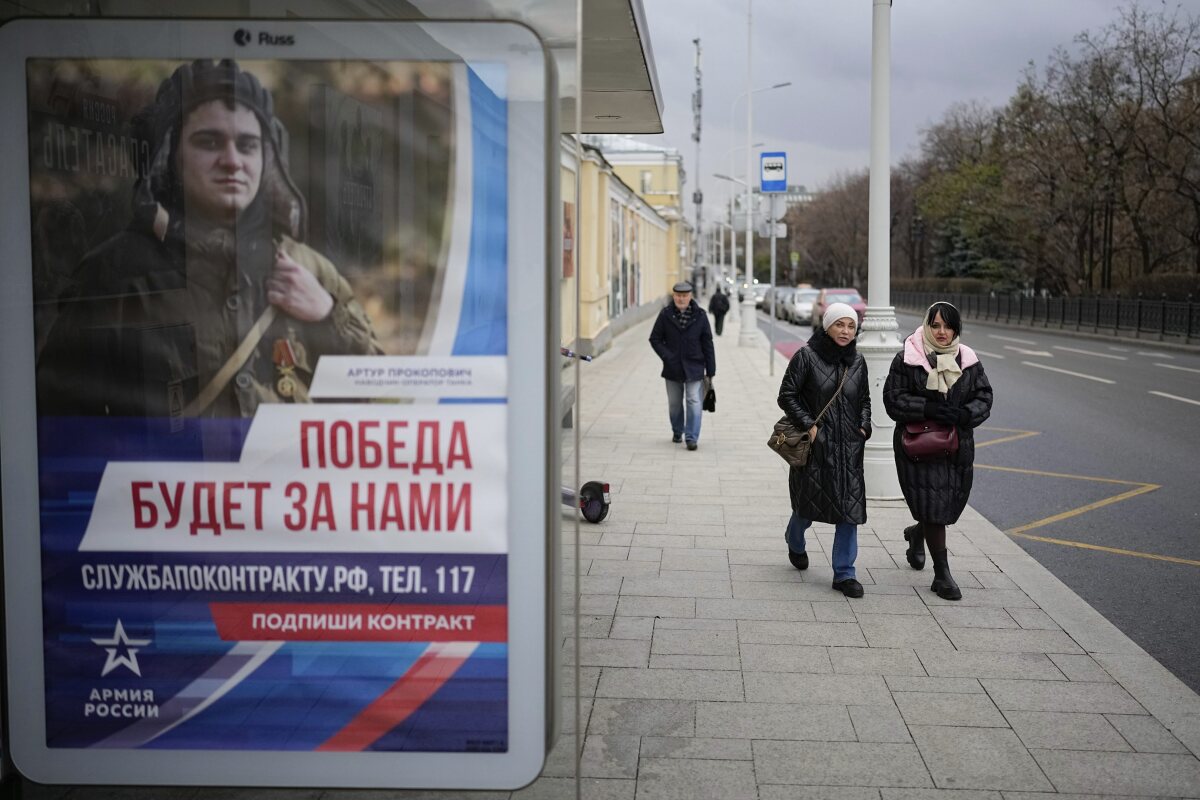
[132,59,305,239]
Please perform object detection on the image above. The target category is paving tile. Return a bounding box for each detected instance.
[589,559,660,577]
[910,727,1053,791]
[634,757,758,800]
[974,572,1018,590]
[881,791,1002,800]
[734,581,856,601]
[1047,654,1113,683]
[639,736,752,760]
[738,620,867,647]
[753,741,933,787]
[1005,710,1130,751]
[695,701,856,740]
[563,638,651,668]
[944,628,1084,654]
[649,654,741,670]
[744,672,893,705]
[916,651,1065,681]
[696,597,816,621]
[731,564,827,582]
[563,614,616,639]
[595,667,743,701]
[1030,749,1200,796]
[615,596,696,618]
[895,693,1007,727]
[829,647,926,676]
[858,614,955,650]
[1168,713,1200,758]
[813,601,858,622]
[759,788,881,800]
[849,704,913,743]
[627,546,664,562]
[1105,713,1191,754]
[620,576,731,598]
[739,643,833,674]
[886,676,985,694]
[929,606,1018,629]
[511,777,634,800]
[657,549,728,572]
[849,594,932,616]
[922,588,1037,608]
[869,568,982,590]
[728,548,791,565]
[1005,608,1060,631]
[654,617,737,631]
[609,616,655,640]
[599,532,635,546]
[982,679,1144,714]
[652,629,738,656]
[587,698,694,736]
[632,534,694,548]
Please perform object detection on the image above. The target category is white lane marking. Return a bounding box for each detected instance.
[1148,390,1200,407]
[1004,345,1053,357]
[1156,363,1200,375]
[1141,352,1174,359]
[973,349,1006,359]
[1052,345,1128,360]
[990,334,1039,345]
[1022,361,1116,384]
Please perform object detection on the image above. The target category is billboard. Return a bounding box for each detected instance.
[0,19,553,789]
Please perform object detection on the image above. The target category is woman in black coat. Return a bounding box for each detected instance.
[777,303,872,598]
[882,302,993,600]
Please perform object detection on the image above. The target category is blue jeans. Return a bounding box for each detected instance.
[785,513,858,582]
[665,379,703,443]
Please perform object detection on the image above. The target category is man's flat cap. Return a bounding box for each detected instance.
[672,281,694,293]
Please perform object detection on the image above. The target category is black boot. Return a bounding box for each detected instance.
[929,549,962,601]
[903,524,926,570]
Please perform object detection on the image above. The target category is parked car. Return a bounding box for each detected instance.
[753,282,772,308]
[770,287,795,319]
[787,287,821,324]
[810,288,866,328]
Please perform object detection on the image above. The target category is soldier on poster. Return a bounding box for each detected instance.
[37,59,382,419]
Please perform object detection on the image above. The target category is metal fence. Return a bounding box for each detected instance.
[893,292,1200,344]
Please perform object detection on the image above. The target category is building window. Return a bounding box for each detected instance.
[640,170,653,194]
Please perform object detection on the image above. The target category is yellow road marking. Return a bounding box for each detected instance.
[968,430,1186,566]
[1005,482,1160,534]
[1008,531,1200,568]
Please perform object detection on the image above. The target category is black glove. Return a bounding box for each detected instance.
[923,399,945,420]
[933,403,969,427]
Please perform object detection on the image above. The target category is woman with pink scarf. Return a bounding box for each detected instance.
[882,302,993,600]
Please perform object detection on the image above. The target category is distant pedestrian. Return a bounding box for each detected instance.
[709,287,730,336]
[883,301,993,601]
[649,280,716,451]
[777,303,872,597]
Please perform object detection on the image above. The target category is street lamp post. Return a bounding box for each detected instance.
[861,0,904,498]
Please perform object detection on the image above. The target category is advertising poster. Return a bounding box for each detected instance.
[24,52,516,757]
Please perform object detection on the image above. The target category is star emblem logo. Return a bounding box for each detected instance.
[92,620,151,677]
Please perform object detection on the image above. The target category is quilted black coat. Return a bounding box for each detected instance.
[649,300,716,382]
[882,352,993,525]
[777,328,872,525]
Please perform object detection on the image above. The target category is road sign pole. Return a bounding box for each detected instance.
[769,193,777,376]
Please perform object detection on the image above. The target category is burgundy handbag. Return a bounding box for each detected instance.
[900,421,959,461]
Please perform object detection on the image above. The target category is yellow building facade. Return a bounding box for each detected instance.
[558,138,690,356]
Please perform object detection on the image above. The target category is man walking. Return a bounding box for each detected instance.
[649,281,716,451]
[709,287,730,336]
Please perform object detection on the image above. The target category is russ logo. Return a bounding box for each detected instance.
[233,28,252,46]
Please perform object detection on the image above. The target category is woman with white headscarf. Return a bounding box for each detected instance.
[883,302,993,600]
[777,303,872,598]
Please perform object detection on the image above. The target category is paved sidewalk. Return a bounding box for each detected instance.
[542,309,1200,799]
[15,311,1200,800]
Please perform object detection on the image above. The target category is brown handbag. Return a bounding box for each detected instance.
[766,367,848,468]
[900,420,959,461]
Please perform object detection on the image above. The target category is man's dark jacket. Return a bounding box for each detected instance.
[709,291,730,315]
[649,299,716,382]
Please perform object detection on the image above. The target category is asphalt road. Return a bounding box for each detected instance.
[756,307,1200,692]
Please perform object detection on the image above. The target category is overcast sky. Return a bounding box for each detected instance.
[633,0,1200,218]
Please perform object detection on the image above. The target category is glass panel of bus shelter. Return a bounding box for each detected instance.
[0,9,573,790]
